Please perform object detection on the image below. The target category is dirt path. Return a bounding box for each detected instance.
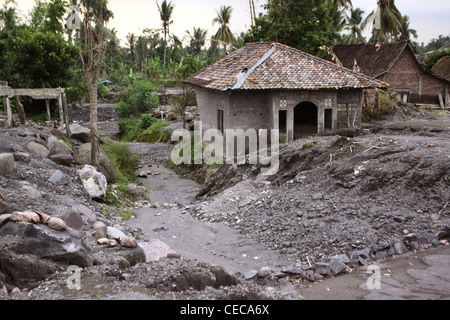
[128,158,287,276]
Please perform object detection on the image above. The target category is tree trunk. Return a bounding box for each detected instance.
[89,82,99,167]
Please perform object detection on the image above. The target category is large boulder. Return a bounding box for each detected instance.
[70,124,91,143]
[49,154,74,167]
[0,153,15,175]
[0,235,63,290]
[0,221,93,268]
[27,141,50,158]
[78,164,107,201]
[73,143,117,183]
[47,136,72,156]
[0,139,15,153]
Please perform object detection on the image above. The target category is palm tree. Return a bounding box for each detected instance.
[156,0,175,69]
[212,5,235,55]
[126,32,136,62]
[344,7,367,44]
[186,27,207,58]
[328,0,353,9]
[399,15,418,41]
[364,0,405,43]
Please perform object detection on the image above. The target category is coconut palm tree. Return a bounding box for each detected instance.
[364,0,405,43]
[186,27,207,58]
[212,5,235,55]
[344,7,367,44]
[156,0,175,69]
[399,15,418,41]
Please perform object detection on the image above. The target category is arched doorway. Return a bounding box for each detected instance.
[294,101,318,138]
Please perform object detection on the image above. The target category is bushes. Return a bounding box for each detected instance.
[118,114,171,143]
[423,49,450,70]
[136,121,171,143]
[362,90,399,122]
[115,80,160,118]
[102,141,141,184]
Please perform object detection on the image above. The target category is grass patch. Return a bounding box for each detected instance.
[101,141,143,218]
[118,115,172,143]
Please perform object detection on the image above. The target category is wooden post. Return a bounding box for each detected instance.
[62,92,71,138]
[45,99,51,122]
[438,94,444,109]
[14,94,26,125]
[57,87,64,131]
[5,97,13,128]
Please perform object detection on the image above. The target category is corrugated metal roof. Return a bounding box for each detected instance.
[184,42,387,91]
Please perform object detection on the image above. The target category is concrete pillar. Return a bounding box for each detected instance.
[317,107,324,134]
[287,107,294,141]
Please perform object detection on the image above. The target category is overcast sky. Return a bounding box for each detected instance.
[12,0,450,46]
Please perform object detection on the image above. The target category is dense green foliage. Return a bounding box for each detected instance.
[0,0,447,121]
[423,49,450,70]
[115,80,160,117]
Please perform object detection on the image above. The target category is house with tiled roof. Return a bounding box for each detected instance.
[333,41,449,106]
[184,42,386,141]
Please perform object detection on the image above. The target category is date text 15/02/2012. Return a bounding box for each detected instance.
[180,304,270,317]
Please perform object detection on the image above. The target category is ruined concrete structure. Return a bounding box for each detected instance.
[333,41,450,107]
[0,81,69,134]
[184,42,385,141]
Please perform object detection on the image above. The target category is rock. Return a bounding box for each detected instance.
[13,152,32,163]
[0,221,93,267]
[0,235,63,289]
[329,258,348,275]
[127,183,147,200]
[0,153,15,175]
[70,124,91,142]
[329,254,350,264]
[119,237,138,248]
[312,192,323,200]
[0,139,14,153]
[49,154,74,167]
[78,165,107,201]
[243,270,258,280]
[0,201,10,214]
[314,262,330,275]
[139,239,176,262]
[47,136,72,156]
[167,252,181,259]
[106,226,127,239]
[257,266,272,278]
[45,216,67,231]
[21,183,42,199]
[27,141,49,158]
[102,245,146,267]
[355,247,371,259]
[92,221,107,239]
[71,204,97,224]
[60,209,83,230]
[375,250,388,260]
[393,241,408,255]
[48,170,68,185]
[73,143,117,183]
[138,171,148,178]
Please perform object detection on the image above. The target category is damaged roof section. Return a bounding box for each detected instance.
[184,42,387,91]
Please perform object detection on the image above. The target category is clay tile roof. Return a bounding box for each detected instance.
[184,42,386,91]
[333,41,410,77]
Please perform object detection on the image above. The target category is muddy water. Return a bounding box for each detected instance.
[129,162,287,276]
